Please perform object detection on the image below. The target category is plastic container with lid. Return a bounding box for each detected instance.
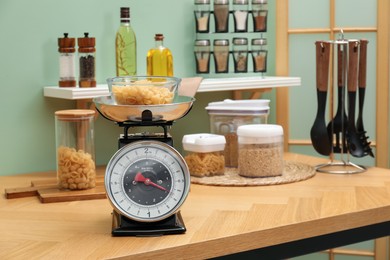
[55,109,96,190]
[194,39,211,74]
[237,124,284,177]
[251,38,267,72]
[232,37,248,73]
[182,133,226,177]
[213,39,230,73]
[205,99,270,167]
[194,0,211,33]
[251,0,268,32]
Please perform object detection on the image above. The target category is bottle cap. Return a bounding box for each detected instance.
[78,33,96,53]
[58,33,75,53]
[120,7,130,22]
[155,33,164,41]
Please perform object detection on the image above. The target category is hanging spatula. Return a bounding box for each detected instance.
[310,41,332,156]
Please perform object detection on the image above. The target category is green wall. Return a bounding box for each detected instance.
[0,0,276,175]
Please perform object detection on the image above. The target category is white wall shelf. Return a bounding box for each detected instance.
[43,76,301,100]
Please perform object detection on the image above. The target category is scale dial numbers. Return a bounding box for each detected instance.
[105,141,190,222]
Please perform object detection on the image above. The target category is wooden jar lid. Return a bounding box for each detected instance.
[55,109,95,121]
[78,33,95,53]
[58,33,75,53]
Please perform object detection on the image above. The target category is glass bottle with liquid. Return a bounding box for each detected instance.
[146,34,174,76]
[116,7,137,76]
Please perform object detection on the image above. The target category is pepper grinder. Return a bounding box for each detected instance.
[78,33,96,87]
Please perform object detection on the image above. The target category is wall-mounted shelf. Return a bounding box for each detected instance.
[43,76,300,100]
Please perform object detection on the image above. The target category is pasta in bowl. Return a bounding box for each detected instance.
[107,76,180,105]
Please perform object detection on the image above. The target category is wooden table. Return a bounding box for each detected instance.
[1,153,390,259]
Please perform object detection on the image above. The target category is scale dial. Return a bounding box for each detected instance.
[105,140,190,222]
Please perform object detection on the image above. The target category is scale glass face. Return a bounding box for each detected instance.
[105,140,190,223]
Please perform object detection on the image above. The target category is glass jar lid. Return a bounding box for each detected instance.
[195,39,210,46]
[252,38,267,45]
[213,39,229,46]
[233,37,248,45]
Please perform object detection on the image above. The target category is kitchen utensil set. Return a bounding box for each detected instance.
[310,39,374,158]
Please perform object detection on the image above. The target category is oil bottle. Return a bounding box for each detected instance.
[146,34,174,76]
[115,7,137,76]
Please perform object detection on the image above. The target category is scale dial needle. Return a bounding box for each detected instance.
[134,172,168,192]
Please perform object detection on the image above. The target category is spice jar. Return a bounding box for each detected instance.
[251,0,268,32]
[194,0,211,33]
[55,109,96,190]
[58,33,76,87]
[251,38,267,72]
[237,124,284,177]
[213,0,230,33]
[194,39,211,73]
[213,39,230,73]
[206,99,270,167]
[78,33,96,87]
[182,133,226,177]
[233,0,248,32]
[232,37,248,73]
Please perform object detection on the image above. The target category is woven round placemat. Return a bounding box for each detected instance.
[190,160,316,186]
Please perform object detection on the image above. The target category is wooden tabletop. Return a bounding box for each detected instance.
[1,153,390,259]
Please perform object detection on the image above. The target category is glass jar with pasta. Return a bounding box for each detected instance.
[182,133,226,177]
[55,109,96,190]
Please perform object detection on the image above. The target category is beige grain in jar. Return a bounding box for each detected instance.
[237,124,283,177]
[55,109,96,190]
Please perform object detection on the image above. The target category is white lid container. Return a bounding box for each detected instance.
[237,124,283,144]
[205,99,270,115]
[182,133,226,153]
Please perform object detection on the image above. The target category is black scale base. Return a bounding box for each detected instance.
[111,210,186,236]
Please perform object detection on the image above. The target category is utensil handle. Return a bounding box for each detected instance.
[316,41,330,92]
[347,41,359,92]
[358,39,368,88]
[337,44,346,87]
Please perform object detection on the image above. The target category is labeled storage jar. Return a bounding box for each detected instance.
[213,39,230,73]
[194,0,211,33]
[182,134,226,177]
[251,38,267,72]
[55,109,96,190]
[78,33,96,87]
[58,33,76,87]
[206,99,270,167]
[194,39,211,73]
[233,37,248,73]
[237,124,284,177]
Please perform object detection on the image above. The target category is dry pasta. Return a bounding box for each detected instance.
[57,146,96,190]
[184,152,225,177]
[112,81,174,105]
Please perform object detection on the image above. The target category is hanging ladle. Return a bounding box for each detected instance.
[327,44,348,153]
[310,41,332,156]
[346,40,365,157]
[356,39,374,157]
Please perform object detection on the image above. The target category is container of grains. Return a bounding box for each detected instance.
[55,109,96,190]
[206,99,270,167]
[182,133,226,177]
[237,124,283,177]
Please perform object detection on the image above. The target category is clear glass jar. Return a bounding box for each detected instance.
[55,109,96,190]
[78,33,96,87]
[213,39,230,73]
[182,134,226,177]
[233,37,248,73]
[251,38,267,72]
[194,0,211,33]
[237,124,284,177]
[194,39,211,73]
[251,0,268,32]
[58,33,76,87]
[233,0,248,32]
[213,0,230,33]
[206,99,270,167]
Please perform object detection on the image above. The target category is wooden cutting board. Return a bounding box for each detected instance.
[5,175,106,203]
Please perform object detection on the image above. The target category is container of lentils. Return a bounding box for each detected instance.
[237,124,283,177]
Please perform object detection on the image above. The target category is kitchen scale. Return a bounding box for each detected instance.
[94,87,195,237]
